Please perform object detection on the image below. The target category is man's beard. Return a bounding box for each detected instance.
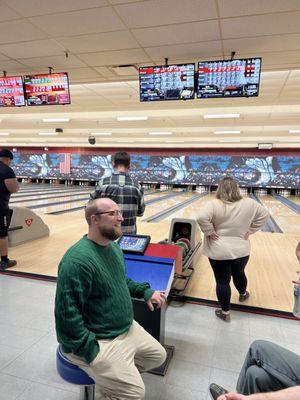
[99,226,122,241]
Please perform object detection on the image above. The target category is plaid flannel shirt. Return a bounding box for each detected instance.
[92,172,145,234]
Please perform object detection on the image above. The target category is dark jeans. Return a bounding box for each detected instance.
[209,255,249,312]
[237,340,300,395]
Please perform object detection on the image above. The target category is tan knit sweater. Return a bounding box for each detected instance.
[197,197,269,260]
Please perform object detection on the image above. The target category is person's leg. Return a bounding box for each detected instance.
[67,333,146,400]
[0,210,16,270]
[130,320,166,372]
[237,340,300,395]
[0,236,8,258]
[65,322,166,400]
[209,258,232,312]
[231,255,249,296]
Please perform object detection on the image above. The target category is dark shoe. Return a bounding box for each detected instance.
[215,309,231,322]
[0,259,17,271]
[209,383,229,400]
[239,290,250,302]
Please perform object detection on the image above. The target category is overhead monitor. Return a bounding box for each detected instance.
[197,58,262,98]
[0,76,25,107]
[24,72,71,106]
[139,63,195,101]
[118,234,151,255]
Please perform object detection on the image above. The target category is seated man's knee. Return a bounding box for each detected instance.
[250,339,278,358]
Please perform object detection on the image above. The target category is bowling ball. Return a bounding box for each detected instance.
[175,241,189,259]
[177,237,191,249]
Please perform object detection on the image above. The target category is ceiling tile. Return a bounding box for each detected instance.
[132,20,220,47]
[5,0,109,17]
[77,48,150,66]
[0,2,21,21]
[0,39,66,59]
[115,0,218,29]
[218,0,300,18]
[20,54,87,69]
[56,31,139,53]
[223,33,300,55]
[144,41,222,62]
[29,7,125,36]
[0,19,47,44]
[221,12,300,39]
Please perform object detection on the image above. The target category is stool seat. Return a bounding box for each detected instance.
[56,345,95,386]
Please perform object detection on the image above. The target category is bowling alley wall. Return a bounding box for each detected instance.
[12,148,300,189]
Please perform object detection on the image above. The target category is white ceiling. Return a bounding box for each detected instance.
[0,0,300,149]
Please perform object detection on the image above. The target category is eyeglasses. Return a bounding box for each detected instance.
[93,210,122,217]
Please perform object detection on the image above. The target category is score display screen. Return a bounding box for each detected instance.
[118,234,151,254]
[139,64,195,101]
[0,76,25,107]
[24,72,71,106]
[197,58,261,98]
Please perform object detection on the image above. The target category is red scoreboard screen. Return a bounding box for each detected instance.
[24,72,71,106]
[0,76,25,107]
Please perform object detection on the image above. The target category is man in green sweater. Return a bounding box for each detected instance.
[55,197,166,399]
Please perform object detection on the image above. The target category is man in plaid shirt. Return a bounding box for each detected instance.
[91,152,145,234]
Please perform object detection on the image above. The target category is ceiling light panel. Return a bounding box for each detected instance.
[214,130,241,134]
[148,132,172,135]
[42,118,70,122]
[117,116,148,121]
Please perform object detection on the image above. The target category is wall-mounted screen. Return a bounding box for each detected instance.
[139,64,195,101]
[24,72,71,106]
[0,76,25,107]
[197,58,261,98]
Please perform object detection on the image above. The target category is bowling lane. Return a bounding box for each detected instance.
[163,192,215,222]
[258,195,300,234]
[11,189,92,203]
[289,195,300,205]
[15,194,90,214]
[137,192,195,242]
[141,192,193,219]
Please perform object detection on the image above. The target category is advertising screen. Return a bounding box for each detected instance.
[0,76,25,107]
[24,72,71,106]
[139,64,195,101]
[197,58,261,98]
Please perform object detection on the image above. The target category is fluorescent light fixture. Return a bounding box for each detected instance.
[117,116,148,121]
[165,140,185,143]
[0,132,10,136]
[214,130,241,134]
[91,132,112,136]
[117,140,134,142]
[204,114,240,119]
[218,138,241,143]
[42,118,70,122]
[38,132,58,136]
[148,132,172,135]
[289,130,300,133]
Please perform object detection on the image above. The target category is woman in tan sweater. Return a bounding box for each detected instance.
[197,177,269,322]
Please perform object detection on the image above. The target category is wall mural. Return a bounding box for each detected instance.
[12,152,300,188]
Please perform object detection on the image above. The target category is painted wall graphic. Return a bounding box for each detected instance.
[12,152,300,188]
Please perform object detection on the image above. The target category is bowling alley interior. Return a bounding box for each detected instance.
[0,1,300,399]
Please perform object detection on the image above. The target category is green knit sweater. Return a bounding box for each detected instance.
[55,235,154,363]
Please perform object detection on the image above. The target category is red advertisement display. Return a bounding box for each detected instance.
[24,72,71,106]
[0,76,25,107]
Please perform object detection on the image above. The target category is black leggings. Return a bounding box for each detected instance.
[209,256,250,312]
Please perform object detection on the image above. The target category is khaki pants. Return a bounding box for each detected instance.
[65,321,167,400]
